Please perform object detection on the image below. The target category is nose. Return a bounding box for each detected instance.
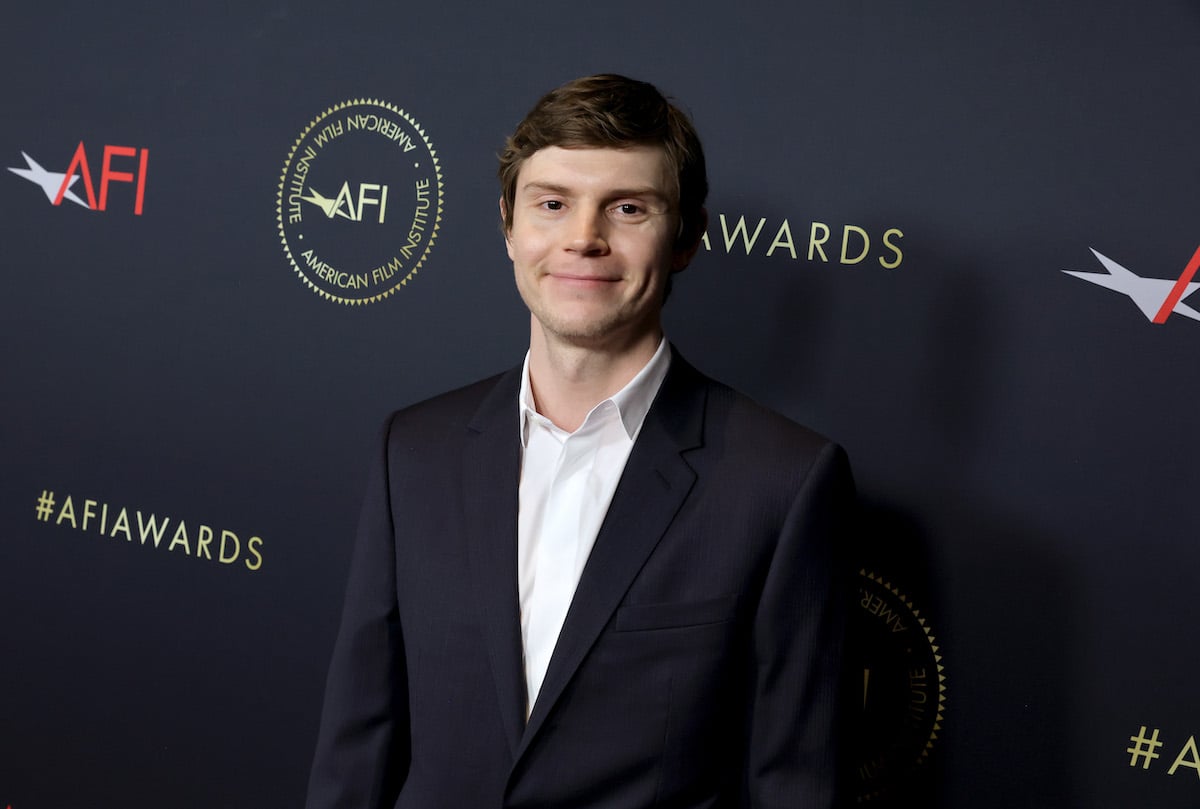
[566,208,609,255]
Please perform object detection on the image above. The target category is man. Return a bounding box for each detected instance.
[306,74,854,809]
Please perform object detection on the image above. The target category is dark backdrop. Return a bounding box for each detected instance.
[3,2,1198,807]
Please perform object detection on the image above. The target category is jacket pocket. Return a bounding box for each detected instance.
[613,595,737,632]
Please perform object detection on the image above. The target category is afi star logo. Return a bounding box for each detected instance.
[301,182,389,223]
[1063,246,1200,324]
[8,141,149,215]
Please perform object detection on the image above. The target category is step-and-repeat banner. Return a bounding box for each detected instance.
[3,2,1197,807]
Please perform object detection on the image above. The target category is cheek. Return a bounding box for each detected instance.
[506,224,554,266]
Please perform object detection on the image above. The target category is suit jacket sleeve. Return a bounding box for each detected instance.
[306,416,409,809]
[746,441,853,809]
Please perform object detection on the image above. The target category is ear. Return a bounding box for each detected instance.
[499,196,515,259]
[670,207,707,273]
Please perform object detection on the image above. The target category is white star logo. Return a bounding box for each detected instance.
[300,187,347,219]
[1063,248,1200,323]
[7,151,92,209]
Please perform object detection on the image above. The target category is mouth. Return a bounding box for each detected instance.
[549,272,620,284]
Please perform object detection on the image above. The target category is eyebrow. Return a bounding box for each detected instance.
[519,181,669,201]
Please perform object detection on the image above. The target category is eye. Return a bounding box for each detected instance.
[541,200,564,211]
[608,202,654,223]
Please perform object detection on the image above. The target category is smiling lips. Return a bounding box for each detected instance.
[548,271,621,285]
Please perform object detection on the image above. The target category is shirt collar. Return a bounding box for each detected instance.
[518,337,672,447]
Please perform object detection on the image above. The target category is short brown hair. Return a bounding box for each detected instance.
[498,74,708,249]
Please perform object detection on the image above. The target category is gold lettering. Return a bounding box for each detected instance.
[331,181,357,220]
[862,593,908,632]
[245,536,265,571]
[1169,736,1200,778]
[858,755,885,780]
[809,222,830,262]
[840,225,870,264]
[219,530,240,564]
[880,227,904,269]
[42,490,263,573]
[136,511,169,548]
[55,495,77,528]
[719,214,766,254]
[355,183,386,224]
[109,508,132,541]
[766,219,797,259]
[288,146,316,224]
[82,499,98,532]
[400,179,432,259]
[168,521,191,553]
[302,249,365,288]
[372,256,403,285]
[196,524,215,560]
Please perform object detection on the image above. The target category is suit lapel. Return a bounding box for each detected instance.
[518,355,707,755]
[462,367,527,759]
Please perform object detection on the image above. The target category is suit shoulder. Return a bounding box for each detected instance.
[703,376,836,455]
[670,369,854,529]
[688,372,852,494]
[382,367,517,442]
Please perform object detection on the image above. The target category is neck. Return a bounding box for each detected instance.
[526,320,662,432]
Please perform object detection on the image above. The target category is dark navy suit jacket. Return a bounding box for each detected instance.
[306,354,854,808]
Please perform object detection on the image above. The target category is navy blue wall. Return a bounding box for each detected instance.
[4,2,1198,806]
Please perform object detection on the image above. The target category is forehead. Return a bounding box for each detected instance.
[516,145,671,197]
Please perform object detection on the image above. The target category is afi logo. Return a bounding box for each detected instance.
[1063,246,1200,324]
[301,182,389,223]
[8,141,149,215]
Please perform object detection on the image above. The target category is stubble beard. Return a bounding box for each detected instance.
[526,282,666,355]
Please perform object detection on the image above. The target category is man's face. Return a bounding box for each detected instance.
[504,145,691,353]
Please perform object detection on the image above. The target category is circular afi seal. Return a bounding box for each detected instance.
[276,99,443,305]
[845,569,947,803]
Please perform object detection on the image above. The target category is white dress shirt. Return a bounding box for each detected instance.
[517,338,671,715]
